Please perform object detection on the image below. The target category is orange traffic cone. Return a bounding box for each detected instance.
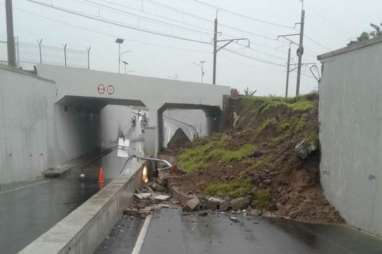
[98,167,105,184]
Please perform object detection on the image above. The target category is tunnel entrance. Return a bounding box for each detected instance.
[53,96,146,173]
[157,103,222,152]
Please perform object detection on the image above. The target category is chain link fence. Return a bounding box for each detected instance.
[0,39,90,69]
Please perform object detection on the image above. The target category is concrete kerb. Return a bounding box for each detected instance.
[18,165,144,254]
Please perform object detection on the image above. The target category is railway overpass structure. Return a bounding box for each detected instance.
[0,64,230,187]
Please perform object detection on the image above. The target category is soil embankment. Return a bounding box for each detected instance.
[165,94,344,224]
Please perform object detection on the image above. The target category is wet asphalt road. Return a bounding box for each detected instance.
[0,166,101,254]
[95,215,144,254]
[137,209,382,254]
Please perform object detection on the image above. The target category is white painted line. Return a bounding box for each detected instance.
[131,214,153,254]
[0,180,50,195]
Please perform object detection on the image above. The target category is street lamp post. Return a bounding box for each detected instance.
[115,38,124,73]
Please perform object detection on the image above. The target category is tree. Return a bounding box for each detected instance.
[348,23,382,46]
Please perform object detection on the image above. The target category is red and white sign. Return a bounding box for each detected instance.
[97,84,105,95]
[107,85,115,95]
[97,84,115,96]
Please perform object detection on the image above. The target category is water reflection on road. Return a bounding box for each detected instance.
[0,162,102,254]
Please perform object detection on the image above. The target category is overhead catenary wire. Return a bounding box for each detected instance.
[142,0,213,24]
[23,0,304,69]
[94,0,299,58]
[188,0,294,29]
[26,0,212,45]
[16,6,285,68]
[88,0,212,34]
[304,34,331,51]
[223,48,286,68]
[16,7,211,54]
[79,0,212,35]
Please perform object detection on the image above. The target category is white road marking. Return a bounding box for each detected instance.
[131,214,153,254]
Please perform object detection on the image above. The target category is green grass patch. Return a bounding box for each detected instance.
[204,178,253,198]
[287,100,314,111]
[177,135,255,173]
[241,96,314,114]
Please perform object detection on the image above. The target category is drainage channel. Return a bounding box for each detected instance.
[0,154,111,254]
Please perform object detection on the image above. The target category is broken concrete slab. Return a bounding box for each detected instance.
[152,194,171,201]
[206,197,224,210]
[185,196,201,211]
[134,193,152,200]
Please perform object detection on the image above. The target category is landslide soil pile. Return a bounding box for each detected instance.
[168,94,344,224]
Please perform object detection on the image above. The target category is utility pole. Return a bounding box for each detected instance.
[285,45,291,98]
[5,0,16,67]
[278,1,305,97]
[212,16,250,85]
[296,7,305,97]
[212,18,218,85]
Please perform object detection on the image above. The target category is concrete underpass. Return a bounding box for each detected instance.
[0,64,229,253]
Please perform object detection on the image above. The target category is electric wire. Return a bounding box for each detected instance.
[16,8,210,54]
[80,0,211,35]
[188,0,294,29]
[26,0,212,45]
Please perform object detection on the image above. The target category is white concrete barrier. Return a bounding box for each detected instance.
[19,166,143,254]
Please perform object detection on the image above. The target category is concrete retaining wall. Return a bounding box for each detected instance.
[319,37,382,236]
[0,66,55,186]
[19,166,143,254]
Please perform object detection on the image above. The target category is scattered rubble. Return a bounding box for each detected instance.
[185,196,201,211]
[206,197,224,210]
[134,193,152,200]
[295,138,318,160]
[230,196,251,211]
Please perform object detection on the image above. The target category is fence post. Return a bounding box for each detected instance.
[38,39,43,64]
[15,36,20,65]
[64,43,67,68]
[87,46,91,69]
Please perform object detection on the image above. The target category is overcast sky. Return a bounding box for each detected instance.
[0,0,381,96]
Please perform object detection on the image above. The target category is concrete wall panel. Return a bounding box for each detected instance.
[0,67,55,185]
[319,40,382,236]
